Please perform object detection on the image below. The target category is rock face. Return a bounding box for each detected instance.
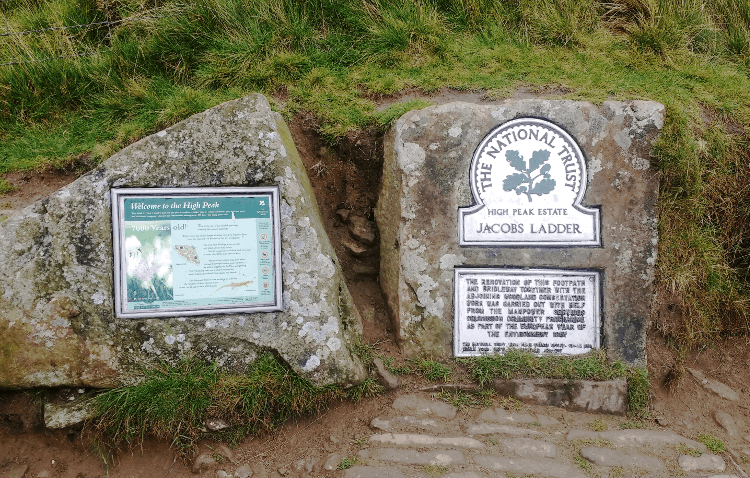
[376,100,663,362]
[0,94,366,389]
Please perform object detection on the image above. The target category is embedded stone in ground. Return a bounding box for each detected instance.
[373,358,400,390]
[370,416,442,432]
[499,437,557,458]
[566,429,707,451]
[372,448,465,465]
[369,433,484,448]
[392,394,457,419]
[579,447,665,471]
[44,400,96,429]
[338,466,421,478]
[678,454,726,473]
[714,410,739,436]
[687,369,739,401]
[466,424,543,437]
[347,216,377,245]
[493,378,627,415]
[473,455,587,478]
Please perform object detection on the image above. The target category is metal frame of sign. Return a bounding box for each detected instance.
[111,187,283,318]
[453,267,602,357]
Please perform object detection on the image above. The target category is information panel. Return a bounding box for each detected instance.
[454,268,600,357]
[111,187,282,318]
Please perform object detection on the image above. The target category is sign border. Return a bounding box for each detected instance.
[458,116,602,247]
[453,267,602,357]
[111,187,283,318]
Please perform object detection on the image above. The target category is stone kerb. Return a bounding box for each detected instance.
[0,93,367,389]
[376,100,663,362]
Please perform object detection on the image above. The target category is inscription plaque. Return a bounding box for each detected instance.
[459,117,601,246]
[111,187,282,318]
[454,268,600,357]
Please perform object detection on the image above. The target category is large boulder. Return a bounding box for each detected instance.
[376,100,663,363]
[0,94,366,389]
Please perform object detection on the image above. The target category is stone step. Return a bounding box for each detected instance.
[473,454,588,478]
[566,428,709,452]
[370,415,462,435]
[369,433,485,448]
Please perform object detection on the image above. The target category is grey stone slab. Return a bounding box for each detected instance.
[714,410,740,436]
[537,415,561,426]
[466,423,543,436]
[473,454,587,478]
[688,369,739,401]
[373,448,464,465]
[493,378,627,415]
[373,358,400,390]
[0,93,366,388]
[369,433,484,448]
[567,429,708,452]
[377,100,663,363]
[444,473,491,478]
[370,416,443,432]
[392,394,457,419]
[678,455,726,473]
[499,437,557,458]
[338,466,426,478]
[579,446,665,470]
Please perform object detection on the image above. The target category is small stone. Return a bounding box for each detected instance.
[291,457,316,473]
[687,368,739,401]
[216,444,236,463]
[193,453,218,473]
[352,263,378,276]
[347,216,377,245]
[205,418,230,431]
[500,437,557,458]
[330,435,341,443]
[5,464,27,478]
[277,467,289,476]
[392,394,457,419]
[678,454,726,473]
[342,239,373,257]
[44,400,97,429]
[373,358,399,390]
[655,416,670,427]
[323,454,343,471]
[714,410,739,436]
[369,433,484,448]
[36,471,52,478]
[234,464,254,478]
[371,417,392,430]
[744,435,750,444]
[579,447,665,471]
[336,209,350,222]
[217,471,231,478]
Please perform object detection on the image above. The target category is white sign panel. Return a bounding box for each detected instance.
[459,117,601,246]
[454,268,601,357]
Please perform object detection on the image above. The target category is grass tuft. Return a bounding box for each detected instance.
[435,388,495,411]
[697,432,725,453]
[410,358,453,382]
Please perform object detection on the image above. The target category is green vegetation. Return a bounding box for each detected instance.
[435,388,495,411]
[93,354,373,456]
[676,443,702,457]
[422,464,450,476]
[410,358,453,382]
[697,432,726,453]
[588,418,607,431]
[574,453,595,473]
[337,456,358,470]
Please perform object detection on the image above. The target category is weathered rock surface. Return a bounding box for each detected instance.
[373,357,400,390]
[579,446,665,470]
[688,369,739,401]
[44,399,96,429]
[376,100,663,362]
[473,455,587,478]
[0,94,366,388]
[391,394,457,419]
[715,410,740,436]
[678,454,726,473]
[369,433,485,448]
[566,429,708,451]
[499,437,557,458]
[494,378,628,415]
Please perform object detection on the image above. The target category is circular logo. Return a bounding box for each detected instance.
[262,281,270,289]
[259,233,268,241]
[261,267,270,275]
[471,118,586,207]
[260,251,269,259]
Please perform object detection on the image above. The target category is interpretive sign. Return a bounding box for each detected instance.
[454,268,601,357]
[459,117,601,246]
[111,187,282,318]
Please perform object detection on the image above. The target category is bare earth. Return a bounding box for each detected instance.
[2,91,749,477]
